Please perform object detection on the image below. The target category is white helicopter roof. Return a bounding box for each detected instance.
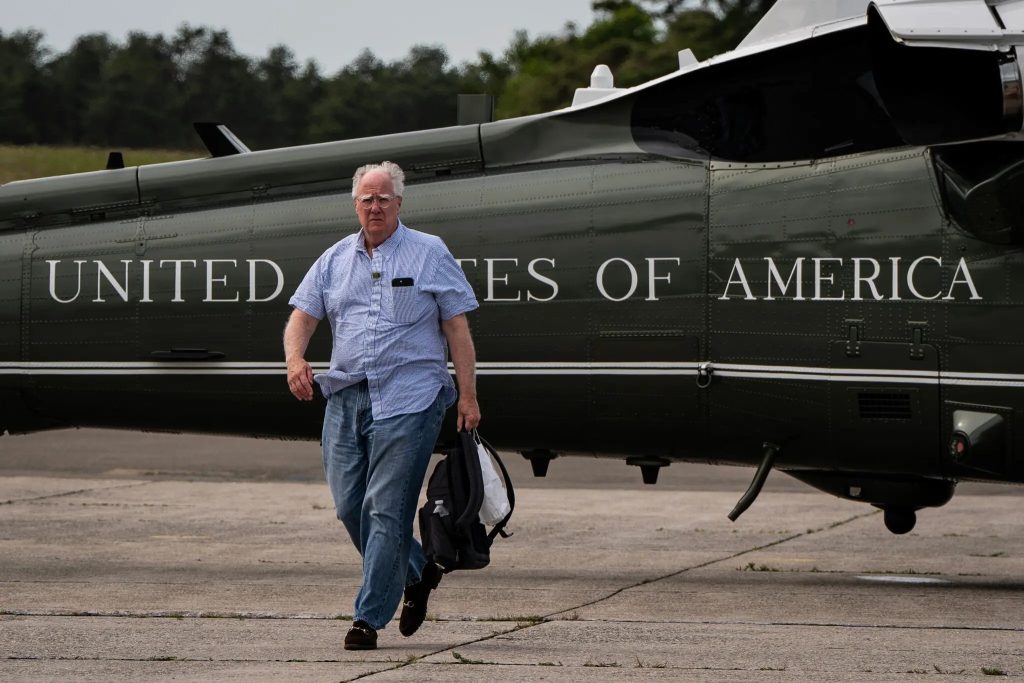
[565,0,1024,115]
[739,0,870,49]
[568,0,874,112]
[740,0,1024,52]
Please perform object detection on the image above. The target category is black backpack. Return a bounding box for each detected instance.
[418,431,514,573]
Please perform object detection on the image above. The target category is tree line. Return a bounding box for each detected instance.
[0,1,774,151]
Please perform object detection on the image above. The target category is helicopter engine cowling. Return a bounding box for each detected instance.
[869,6,1023,146]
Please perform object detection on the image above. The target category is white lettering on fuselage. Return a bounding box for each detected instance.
[46,259,284,304]
[717,256,982,301]
[456,257,560,303]
[44,255,983,304]
[595,257,682,301]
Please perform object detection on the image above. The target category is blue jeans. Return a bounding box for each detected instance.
[322,380,446,630]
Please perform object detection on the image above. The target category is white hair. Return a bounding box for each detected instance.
[352,161,405,198]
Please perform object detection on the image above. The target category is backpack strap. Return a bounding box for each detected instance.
[453,429,485,529]
[477,433,516,541]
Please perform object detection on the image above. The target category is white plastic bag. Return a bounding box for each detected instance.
[476,435,511,525]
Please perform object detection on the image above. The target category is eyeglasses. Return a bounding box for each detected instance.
[356,194,395,209]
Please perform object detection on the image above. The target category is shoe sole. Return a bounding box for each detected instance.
[344,643,377,651]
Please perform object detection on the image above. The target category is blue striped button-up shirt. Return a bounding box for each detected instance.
[289,223,478,419]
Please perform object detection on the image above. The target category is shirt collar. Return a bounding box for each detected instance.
[356,221,407,258]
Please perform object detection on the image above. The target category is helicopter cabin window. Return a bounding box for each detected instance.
[631,27,902,163]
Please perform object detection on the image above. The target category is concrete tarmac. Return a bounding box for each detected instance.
[1,429,1023,681]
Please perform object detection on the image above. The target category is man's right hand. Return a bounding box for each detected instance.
[283,309,320,401]
[287,358,315,401]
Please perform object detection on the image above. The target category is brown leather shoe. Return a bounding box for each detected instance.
[399,562,443,637]
[344,620,377,650]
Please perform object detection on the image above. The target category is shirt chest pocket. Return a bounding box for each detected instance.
[389,284,432,324]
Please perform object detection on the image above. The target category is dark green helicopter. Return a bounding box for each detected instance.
[2,0,1023,535]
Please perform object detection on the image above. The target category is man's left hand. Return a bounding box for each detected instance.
[457,395,481,432]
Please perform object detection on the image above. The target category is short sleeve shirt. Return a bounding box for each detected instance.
[289,223,478,419]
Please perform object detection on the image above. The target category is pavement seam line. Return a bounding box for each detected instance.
[3,656,359,664]
[0,609,346,619]
[2,612,1019,635]
[0,480,156,506]
[346,509,880,682]
[530,617,1024,633]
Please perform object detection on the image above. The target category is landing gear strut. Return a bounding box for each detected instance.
[883,507,917,535]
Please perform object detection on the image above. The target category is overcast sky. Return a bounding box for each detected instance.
[2,0,598,72]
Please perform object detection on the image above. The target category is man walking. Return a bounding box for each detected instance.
[284,161,480,650]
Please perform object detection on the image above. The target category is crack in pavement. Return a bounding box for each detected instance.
[543,508,882,618]
[0,609,348,619]
[4,656,368,663]
[344,623,523,682]
[343,508,882,681]
[0,481,156,506]
[0,578,350,587]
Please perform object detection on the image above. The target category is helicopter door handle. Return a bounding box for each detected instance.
[697,361,714,389]
[150,348,225,361]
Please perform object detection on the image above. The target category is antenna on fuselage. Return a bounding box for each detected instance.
[193,122,251,157]
[571,64,625,108]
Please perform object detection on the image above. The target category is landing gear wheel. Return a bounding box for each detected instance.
[883,508,916,535]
